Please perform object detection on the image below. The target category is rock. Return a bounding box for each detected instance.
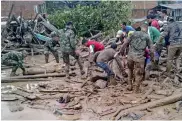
[95,80,107,89]
[74,104,82,110]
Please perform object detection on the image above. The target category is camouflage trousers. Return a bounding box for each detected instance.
[44,47,59,63]
[2,59,22,73]
[62,51,84,77]
[166,44,182,72]
[127,54,145,93]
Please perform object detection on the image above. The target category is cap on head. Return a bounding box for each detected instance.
[82,38,88,45]
[50,31,59,38]
[111,43,117,49]
[116,30,123,38]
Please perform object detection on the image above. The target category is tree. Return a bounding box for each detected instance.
[48,1,132,37]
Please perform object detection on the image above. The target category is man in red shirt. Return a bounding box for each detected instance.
[147,15,160,31]
[82,38,105,79]
[82,38,105,53]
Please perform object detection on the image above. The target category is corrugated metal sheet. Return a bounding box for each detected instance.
[160,3,182,9]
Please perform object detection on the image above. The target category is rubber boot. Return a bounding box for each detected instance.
[45,54,49,63]
[54,51,59,63]
[77,58,85,75]
[10,71,18,76]
[127,79,132,91]
[133,84,140,93]
[65,63,70,79]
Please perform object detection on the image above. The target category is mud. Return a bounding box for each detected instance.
[1,54,182,120]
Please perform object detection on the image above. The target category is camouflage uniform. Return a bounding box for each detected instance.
[44,38,59,63]
[59,28,84,78]
[1,51,26,76]
[126,31,153,92]
[160,21,182,73]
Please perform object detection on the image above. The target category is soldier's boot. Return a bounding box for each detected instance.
[133,84,140,93]
[108,75,117,86]
[134,68,144,93]
[45,54,49,63]
[127,69,133,91]
[53,51,59,63]
[127,79,132,91]
[10,67,18,76]
[65,63,70,79]
[77,58,85,75]
[10,71,17,76]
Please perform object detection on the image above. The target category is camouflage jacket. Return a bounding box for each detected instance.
[161,21,182,45]
[44,39,59,52]
[59,28,76,53]
[128,31,152,57]
[1,51,24,68]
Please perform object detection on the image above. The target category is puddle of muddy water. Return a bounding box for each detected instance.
[1,101,57,120]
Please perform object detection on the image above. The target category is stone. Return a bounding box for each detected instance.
[95,80,107,89]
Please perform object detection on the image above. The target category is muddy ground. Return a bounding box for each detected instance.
[1,54,182,120]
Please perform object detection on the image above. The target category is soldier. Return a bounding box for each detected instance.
[59,22,85,79]
[158,20,182,74]
[1,50,28,76]
[120,31,153,93]
[93,43,128,85]
[44,31,60,63]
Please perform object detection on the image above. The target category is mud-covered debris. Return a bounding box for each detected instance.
[175,101,182,112]
[57,94,71,103]
[120,112,145,120]
[95,80,107,89]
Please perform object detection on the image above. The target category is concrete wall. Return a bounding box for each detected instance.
[1,1,44,19]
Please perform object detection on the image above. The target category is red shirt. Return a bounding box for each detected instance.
[145,48,150,59]
[86,40,105,52]
[151,19,160,30]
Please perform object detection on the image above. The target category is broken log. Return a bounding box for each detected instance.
[39,89,80,93]
[147,94,166,100]
[1,78,51,83]
[2,72,76,79]
[154,90,174,96]
[89,32,102,40]
[25,67,56,75]
[115,93,182,120]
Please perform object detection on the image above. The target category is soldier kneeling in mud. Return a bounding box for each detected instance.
[92,43,128,85]
[1,50,28,76]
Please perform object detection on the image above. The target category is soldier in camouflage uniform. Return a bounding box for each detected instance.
[59,22,85,79]
[44,31,60,63]
[158,20,182,74]
[120,31,153,93]
[1,50,28,76]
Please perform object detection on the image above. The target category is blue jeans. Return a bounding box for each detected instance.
[96,62,114,77]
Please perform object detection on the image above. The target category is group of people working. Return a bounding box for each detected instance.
[2,10,182,93]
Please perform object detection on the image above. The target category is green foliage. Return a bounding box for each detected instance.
[48,1,132,37]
